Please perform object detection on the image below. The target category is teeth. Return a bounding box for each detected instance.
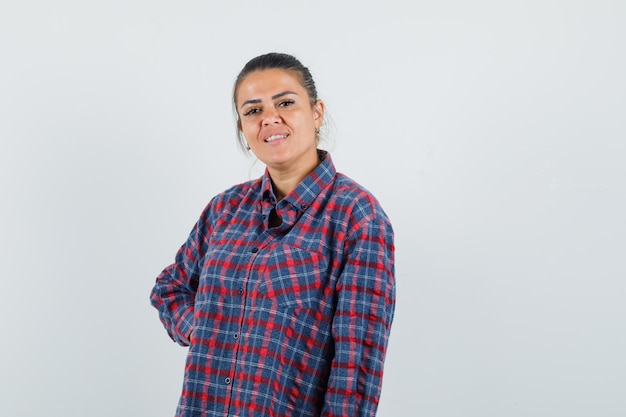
[265,134,287,142]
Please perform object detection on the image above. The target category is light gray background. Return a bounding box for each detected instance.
[1,1,624,416]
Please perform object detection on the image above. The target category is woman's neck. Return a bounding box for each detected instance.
[268,155,320,200]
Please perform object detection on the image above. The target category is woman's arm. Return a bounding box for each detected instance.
[323,209,396,416]
[150,215,208,347]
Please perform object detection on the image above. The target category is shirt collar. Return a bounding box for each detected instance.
[261,150,336,213]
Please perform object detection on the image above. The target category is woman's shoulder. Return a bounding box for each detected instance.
[201,178,261,214]
[331,173,390,225]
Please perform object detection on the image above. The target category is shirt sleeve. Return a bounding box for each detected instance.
[150,213,208,347]
[322,208,396,416]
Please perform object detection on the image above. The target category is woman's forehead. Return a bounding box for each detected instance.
[237,69,305,101]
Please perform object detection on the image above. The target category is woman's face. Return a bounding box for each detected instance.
[236,68,324,176]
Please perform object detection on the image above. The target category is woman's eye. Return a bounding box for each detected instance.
[243,108,260,116]
[278,99,294,107]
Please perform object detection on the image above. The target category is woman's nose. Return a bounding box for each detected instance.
[262,107,281,125]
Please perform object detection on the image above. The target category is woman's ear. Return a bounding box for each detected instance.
[313,99,325,128]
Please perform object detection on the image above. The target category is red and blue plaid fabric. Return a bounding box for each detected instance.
[151,151,395,417]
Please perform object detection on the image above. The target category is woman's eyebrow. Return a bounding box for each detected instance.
[240,91,297,109]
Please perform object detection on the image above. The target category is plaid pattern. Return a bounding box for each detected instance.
[151,151,395,417]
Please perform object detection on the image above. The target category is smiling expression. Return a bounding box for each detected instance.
[236,68,324,177]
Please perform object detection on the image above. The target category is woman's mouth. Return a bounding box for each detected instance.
[265,134,288,143]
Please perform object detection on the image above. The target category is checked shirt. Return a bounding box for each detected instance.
[150,151,395,417]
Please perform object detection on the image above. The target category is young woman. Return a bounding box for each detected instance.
[151,52,396,417]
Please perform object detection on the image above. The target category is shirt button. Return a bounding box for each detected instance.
[238,288,244,295]
[233,333,239,339]
[301,204,307,209]
[251,247,258,253]
[225,377,231,385]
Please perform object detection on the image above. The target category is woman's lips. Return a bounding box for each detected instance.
[264,134,288,143]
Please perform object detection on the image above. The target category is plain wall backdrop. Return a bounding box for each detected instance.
[1,1,624,416]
